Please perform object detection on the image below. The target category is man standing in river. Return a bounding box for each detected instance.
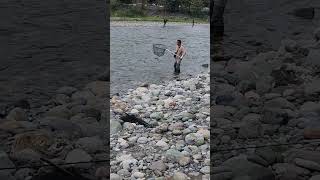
[174,39,186,74]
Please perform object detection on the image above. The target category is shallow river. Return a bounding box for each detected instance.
[111,22,210,95]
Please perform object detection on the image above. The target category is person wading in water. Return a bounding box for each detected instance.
[174,39,186,74]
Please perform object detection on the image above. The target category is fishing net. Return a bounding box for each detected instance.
[153,44,167,57]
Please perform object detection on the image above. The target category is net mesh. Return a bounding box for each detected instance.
[153,44,167,57]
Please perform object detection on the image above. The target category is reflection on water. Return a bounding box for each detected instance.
[111,22,210,95]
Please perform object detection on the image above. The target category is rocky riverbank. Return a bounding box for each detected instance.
[0,77,109,180]
[211,28,320,180]
[110,72,210,179]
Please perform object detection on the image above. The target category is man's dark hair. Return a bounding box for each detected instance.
[177,39,181,43]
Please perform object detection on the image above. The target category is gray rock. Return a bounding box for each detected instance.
[280,39,299,53]
[0,120,37,134]
[150,160,167,171]
[78,122,105,137]
[233,176,251,180]
[85,81,108,98]
[178,156,191,166]
[156,140,169,150]
[72,90,95,102]
[45,105,72,119]
[76,136,104,153]
[285,149,320,164]
[220,135,231,144]
[305,79,320,95]
[310,175,320,180]
[57,86,78,96]
[185,133,205,146]
[132,172,145,178]
[200,166,210,174]
[222,155,275,180]
[212,172,233,180]
[273,163,310,179]
[239,114,263,138]
[291,7,315,20]
[255,147,277,165]
[261,109,285,125]
[150,112,164,120]
[0,151,15,173]
[110,119,122,135]
[168,122,184,131]
[110,173,122,180]
[6,107,27,121]
[122,159,138,170]
[15,168,34,180]
[172,172,188,180]
[181,112,196,121]
[137,137,148,144]
[0,172,16,180]
[264,97,295,110]
[294,158,320,171]
[247,154,269,167]
[13,149,41,164]
[39,117,82,139]
[256,76,274,94]
[65,149,92,169]
[300,101,320,114]
[165,149,183,162]
[53,94,71,105]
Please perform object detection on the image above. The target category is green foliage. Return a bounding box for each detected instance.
[112,7,146,17]
[111,0,209,19]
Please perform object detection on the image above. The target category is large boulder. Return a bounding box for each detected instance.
[221,155,275,180]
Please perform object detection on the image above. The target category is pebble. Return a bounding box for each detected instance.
[173,172,189,180]
[133,172,145,178]
[137,137,148,144]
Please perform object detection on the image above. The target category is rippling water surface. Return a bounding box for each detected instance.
[111,22,210,95]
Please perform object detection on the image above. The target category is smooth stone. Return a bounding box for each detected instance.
[110,119,122,135]
[110,173,122,180]
[310,175,320,180]
[75,136,104,153]
[6,107,27,121]
[200,166,210,174]
[0,151,15,173]
[294,158,320,171]
[173,172,189,180]
[150,160,167,171]
[65,149,92,169]
[137,137,148,144]
[133,172,145,178]
[185,133,205,146]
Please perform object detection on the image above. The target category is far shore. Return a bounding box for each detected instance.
[110,16,209,24]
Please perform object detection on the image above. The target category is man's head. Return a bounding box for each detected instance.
[177,39,182,47]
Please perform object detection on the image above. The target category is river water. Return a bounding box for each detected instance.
[110,22,210,95]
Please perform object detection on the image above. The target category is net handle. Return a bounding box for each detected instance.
[165,49,182,59]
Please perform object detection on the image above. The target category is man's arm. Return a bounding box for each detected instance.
[180,47,186,59]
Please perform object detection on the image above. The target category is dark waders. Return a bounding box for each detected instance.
[174,58,181,73]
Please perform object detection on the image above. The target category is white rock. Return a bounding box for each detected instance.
[118,138,129,148]
[200,166,210,174]
[156,140,169,150]
[137,137,148,144]
[185,133,205,146]
[110,173,122,180]
[122,159,138,170]
[197,129,210,140]
[173,172,189,180]
[132,172,145,178]
[130,109,139,115]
